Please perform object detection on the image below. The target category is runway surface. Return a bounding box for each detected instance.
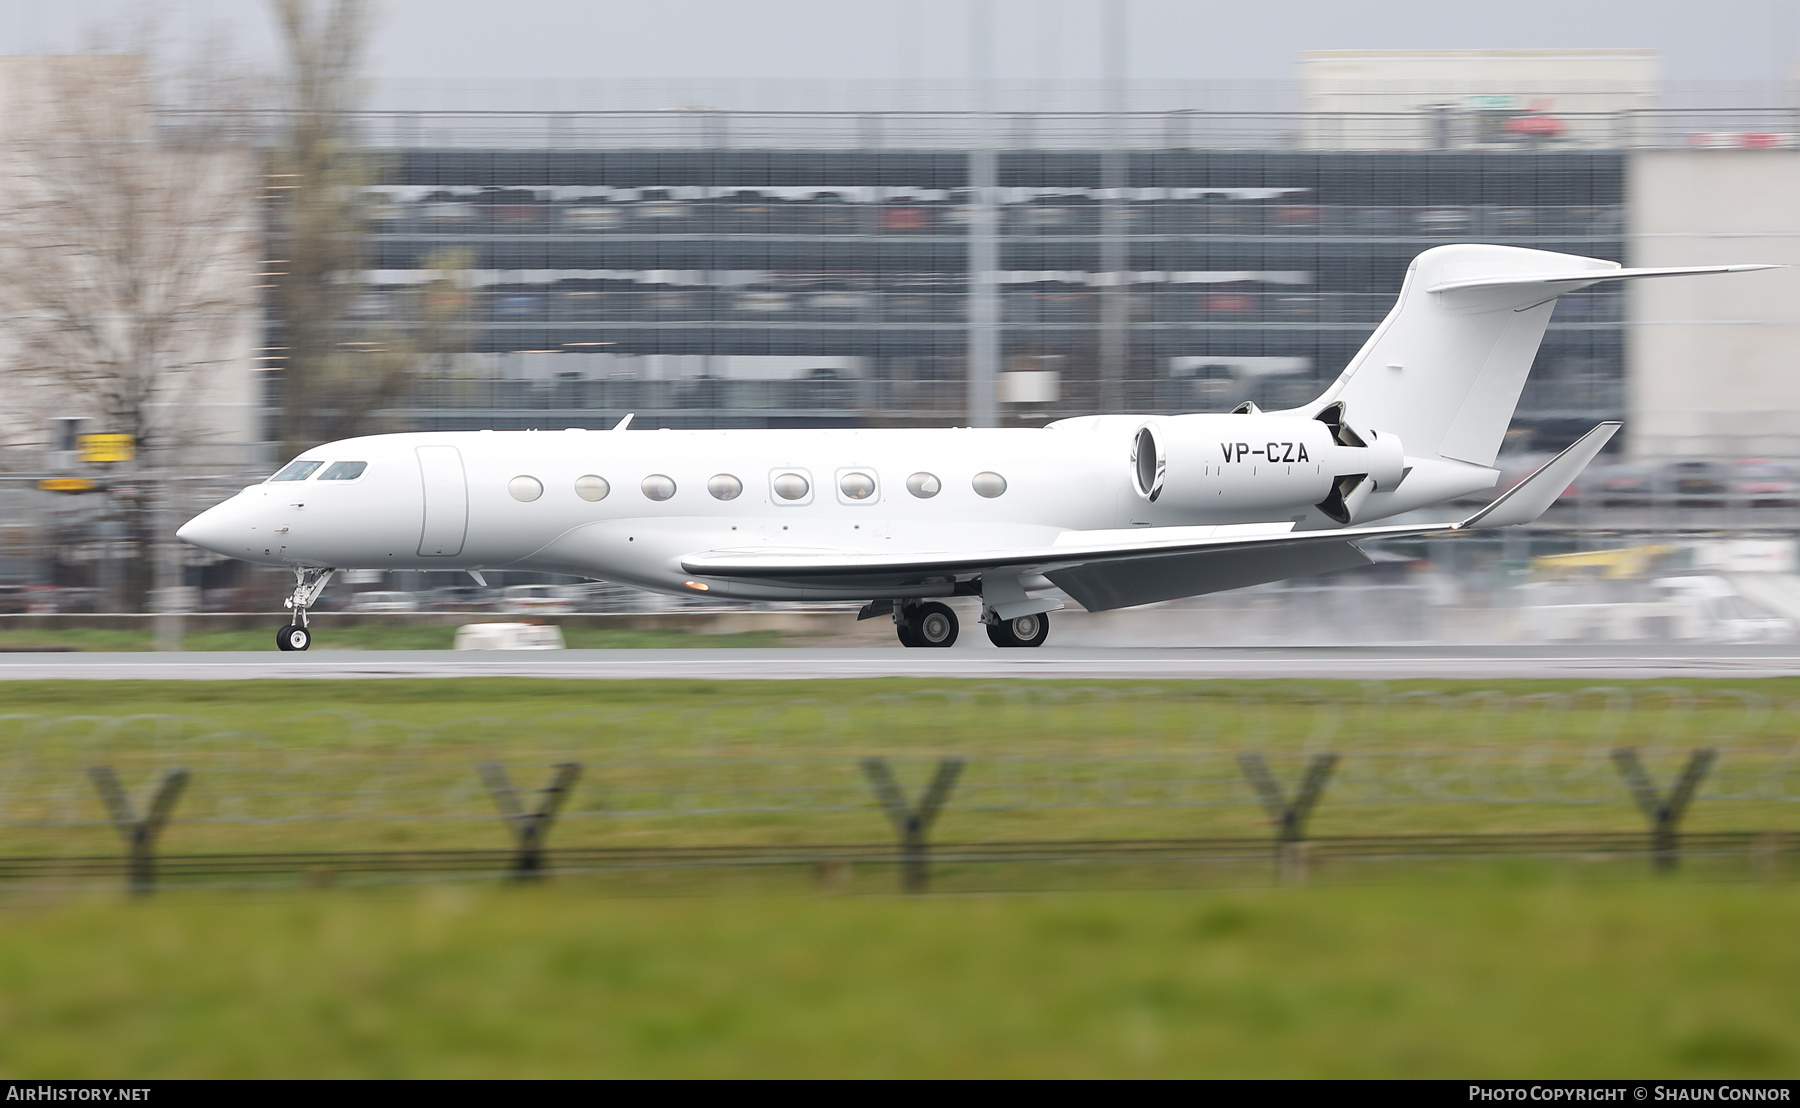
[4,645,1800,681]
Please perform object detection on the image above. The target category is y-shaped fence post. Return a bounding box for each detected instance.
[861,757,963,893]
[87,767,189,896]
[479,762,583,880]
[1238,752,1338,884]
[1611,748,1715,873]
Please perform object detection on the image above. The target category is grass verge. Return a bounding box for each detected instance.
[1,877,1796,1077]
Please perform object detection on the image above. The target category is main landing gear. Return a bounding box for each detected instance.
[885,601,1053,648]
[985,611,1050,648]
[276,567,335,652]
[894,601,959,648]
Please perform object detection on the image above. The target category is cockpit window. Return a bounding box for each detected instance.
[269,460,323,482]
[318,461,368,481]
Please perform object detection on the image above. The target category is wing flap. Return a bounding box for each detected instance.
[1048,540,1372,612]
[679,520,1448,588]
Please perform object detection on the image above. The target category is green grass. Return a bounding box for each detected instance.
[0,625,791,652]
[3,680,1800,1077]
[2,878,1798,1077]
[3,678,1800,856]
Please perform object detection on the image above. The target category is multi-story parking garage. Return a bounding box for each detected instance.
[335,136,1627,448]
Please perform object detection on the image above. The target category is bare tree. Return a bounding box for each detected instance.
[0,50,261,612]
[271,0,423,454]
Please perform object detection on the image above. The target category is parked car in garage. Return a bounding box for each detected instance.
[1665,460,1730,506]
[347,590,420,613]
[500,584,575,614]
[1730,458,1799,507]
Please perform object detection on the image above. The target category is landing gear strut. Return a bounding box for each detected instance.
[986,611,1050,648]
[277,567,334,652]
[894,601,958,648]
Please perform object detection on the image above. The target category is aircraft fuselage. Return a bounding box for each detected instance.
[179,413,1498,602]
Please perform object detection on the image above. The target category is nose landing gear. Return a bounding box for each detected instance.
[276,567,335,652]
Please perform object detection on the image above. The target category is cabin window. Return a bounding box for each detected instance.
[838,471,876,501]
[509,475,544,502]
[269,460,322,482]
[574,474,609,501]
[708,474,743,500]
[642,474,677,501]
[772,471,810,501]
[318,461,367,481]
[905,472,941,498]
[972,471,1007,498]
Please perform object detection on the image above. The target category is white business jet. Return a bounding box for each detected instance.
[178,244,1774,651]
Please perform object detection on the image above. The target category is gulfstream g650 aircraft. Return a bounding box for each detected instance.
[179,244,1774,651]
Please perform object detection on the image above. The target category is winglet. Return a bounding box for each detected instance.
[1459,422,1620,529]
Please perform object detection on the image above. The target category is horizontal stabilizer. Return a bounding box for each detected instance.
[1426,264,1781,296]
[1459,422,1621,529]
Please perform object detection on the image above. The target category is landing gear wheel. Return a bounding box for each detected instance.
[912,602,959,648]
[894,617,922,648]
[276,624,311,652]
[986,611,1050,648]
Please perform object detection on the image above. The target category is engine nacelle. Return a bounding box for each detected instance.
[1132,415,1337,516]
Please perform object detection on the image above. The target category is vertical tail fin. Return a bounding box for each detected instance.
[1306,244,1773,468]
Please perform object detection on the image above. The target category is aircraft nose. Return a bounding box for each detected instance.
[176,503,233,554]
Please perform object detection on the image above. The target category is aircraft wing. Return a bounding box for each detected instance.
[678,422,1616,606]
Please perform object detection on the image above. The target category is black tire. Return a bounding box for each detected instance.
[277,624,311,652]
[894,616,922,647]
[986,611,1050,648]
[913,602,958,647]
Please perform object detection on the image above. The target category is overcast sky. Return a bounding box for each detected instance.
[4,0,1797,101]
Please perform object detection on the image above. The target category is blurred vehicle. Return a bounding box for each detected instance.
[347,591,420,613]
[1655,577,1789,642]
[1730,458,1798,507]
[454,622,565,650]
[735,291,792,313]
[1201,292,1254,315]
[1488,206,1536,233]
[493,204,542,226]
[1270,205,1322,227]
[1271,294,1321,319]
[1417,207,1473,234]
[1015,206,1072,231]
[422,201,476,223]
[809,291,869,312]
[0,585,31,614]
[493,295,543,319]
[880,206,930,232]
[562,205,623,230]
[1665,460,1729,506]
[25,587,104,614]
[1502,111,1566,144]
[500,584,575,614]
[1592,463,1657,506]
[428,585,494,611]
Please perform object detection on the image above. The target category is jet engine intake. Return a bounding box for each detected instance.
[1131,424,1166,502]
